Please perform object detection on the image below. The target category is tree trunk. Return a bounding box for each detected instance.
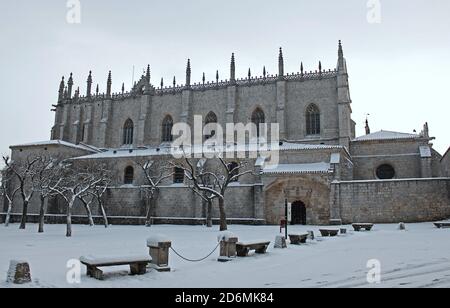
[38,195,46,233]
[98,198,108,228]
[5,200,13,227]
[66,204,73,237]
[218,198,227,231]
[19,199,28,230]
[206,200,213,228]
[82,201,94,227]
[145,196,153,227]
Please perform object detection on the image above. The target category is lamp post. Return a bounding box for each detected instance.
[284,189,288,239]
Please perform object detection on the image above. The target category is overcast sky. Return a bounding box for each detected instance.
[0,0,449,161]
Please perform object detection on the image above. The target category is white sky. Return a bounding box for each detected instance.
[0,0,449,160]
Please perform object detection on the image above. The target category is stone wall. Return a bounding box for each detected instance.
[441,148,450,177]
[334,178,450,223]
[349,139,441,180]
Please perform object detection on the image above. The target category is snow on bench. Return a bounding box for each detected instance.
[434,222,450,229]
[319,229,339,237]
[288,233,309,245]
[80,255,152,280]
[236,241,271,257]
[352,223,374,231]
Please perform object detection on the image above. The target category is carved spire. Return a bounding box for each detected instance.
[365,117,371,135]
[186,59,191,87]
[202,73,206,85]
[337,40,346,72]
[86,71,92,98]
[278,47,284,79]
[300,62,304,76]
[248,68,251,80]
[230,53,236,84]
[67,73,74,99]
[319,61,322,74]
[263,66,266,78]
[58,76,65,101]
[96,84,99,96]
[173,76,176,88]
[75,87,80,99]
[216,70,219,84]
[122,82,125,94]
[160,78,164,89]
[106,71,112,97]
[63,86,68,99]
[146,65,151,83]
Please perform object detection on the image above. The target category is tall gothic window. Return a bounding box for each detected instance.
[306,104,321,136]
[124,166,134,184]
[251,108,265,137]
[205,112,218,140]
[123,119,134,145]
[162,115,174,142]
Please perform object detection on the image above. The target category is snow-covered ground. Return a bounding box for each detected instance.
[0,222,449,288]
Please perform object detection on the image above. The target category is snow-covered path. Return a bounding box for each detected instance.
[0,223,449,288]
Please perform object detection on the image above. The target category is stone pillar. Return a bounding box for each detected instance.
[99,99,112,148]
[147,237,171,272]
[7,260,31,284]
[329,181,342,223]
[218,234,238,262]
[137,95,151,146]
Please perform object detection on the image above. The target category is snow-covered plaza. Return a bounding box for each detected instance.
[1,222,449,288]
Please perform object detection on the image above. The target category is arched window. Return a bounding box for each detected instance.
[173,167,185,184]
[124,166,134,184]
[162,115,174,142]
[228,162,239,182]
[306,104,321,136]
[376,164,395,180]
[123,119,134,145]
[205,112,218,140]
[251,108,265,137]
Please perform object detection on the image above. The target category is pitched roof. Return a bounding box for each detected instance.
[353,130,421,142]
[9,140,100,153]
[72,142,346,160]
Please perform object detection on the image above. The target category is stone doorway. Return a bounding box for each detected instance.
[291,201,307,225]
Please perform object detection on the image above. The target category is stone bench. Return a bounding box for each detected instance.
[352,223,374,232]
[434,222,450,229]
[80,256,152,280]
[289,233,309,245]
[236,241,271,257]
[319,229,339,237]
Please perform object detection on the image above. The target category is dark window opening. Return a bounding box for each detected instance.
[251,108,265,138]
[162,116,174,142]
[173,167,185,184]
[123,119,134,145]
[124,166,134,184]
[376,164,395,180]
[306,104,321,135]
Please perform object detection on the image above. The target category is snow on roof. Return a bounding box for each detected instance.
[10,140,99,153]
[419,146,432,158]
[72,142,345,160]
[353,130,421,142]
[262,162,332,175]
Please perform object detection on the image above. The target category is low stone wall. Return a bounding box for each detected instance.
[334,178,450,224]
[0,213,265,226]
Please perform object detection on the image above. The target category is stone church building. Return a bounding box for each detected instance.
[3,42,450,225]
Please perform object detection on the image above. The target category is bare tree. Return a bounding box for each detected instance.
[1,163,20,227]
[50,163,105,237]
[135,159,173,226]
[33,156,62,233]
[173,157,253,231]
[3,155,40,230]
[89,177,111,228]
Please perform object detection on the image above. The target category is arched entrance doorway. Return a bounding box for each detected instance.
[291,201,307,225]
